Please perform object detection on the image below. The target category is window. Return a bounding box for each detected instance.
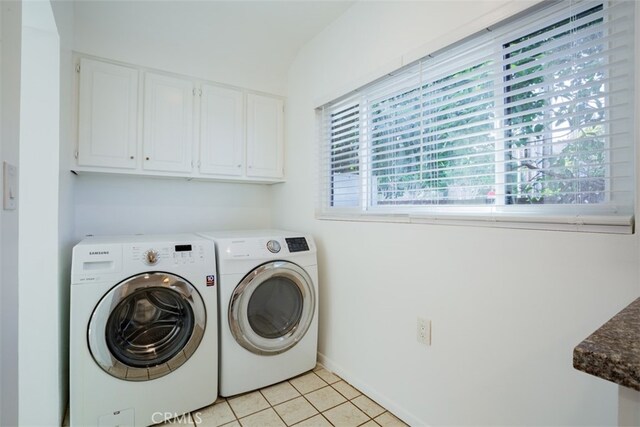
[319,1,635,233]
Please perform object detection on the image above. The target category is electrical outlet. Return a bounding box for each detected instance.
[417,317,431,346]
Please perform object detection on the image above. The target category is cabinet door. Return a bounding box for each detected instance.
[77,58,138,169]
[143,73,194,173]
[199,85,244,176]
[246,94,284,179]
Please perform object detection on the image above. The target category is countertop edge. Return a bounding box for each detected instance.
[573,297,640,392]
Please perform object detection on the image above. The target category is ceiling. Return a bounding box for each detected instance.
[72,1,355,94]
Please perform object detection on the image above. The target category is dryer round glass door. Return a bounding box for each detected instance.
[229,261,315,355]
[88,272,206,381]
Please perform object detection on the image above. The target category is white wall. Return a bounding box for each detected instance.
[72,0,283,95]
[51,0,74,419]
[0,4,2,419]
[273,1,640,425]
[18,1,61,424]
[71,2,274,241]
[74,174,272,239]
[0,3,4,421]
[0,2,21,425]
[71,1,352,97]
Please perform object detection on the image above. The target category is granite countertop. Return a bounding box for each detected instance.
[573,297,640,391]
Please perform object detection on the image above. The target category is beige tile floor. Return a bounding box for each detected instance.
[171,364,408,427]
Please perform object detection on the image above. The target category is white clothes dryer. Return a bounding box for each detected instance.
[70,234,218,427]
[199,230,318,397]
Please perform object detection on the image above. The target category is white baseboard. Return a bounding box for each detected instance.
[317,352,428,427]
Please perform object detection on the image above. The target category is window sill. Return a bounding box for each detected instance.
[316,211,634,234]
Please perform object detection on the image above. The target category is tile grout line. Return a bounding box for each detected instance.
[296,370,372,427]
[205,368,399,427]
[258,388,290,427]
[277,370,362,427]
[223,395,243,424]
[303,384,347,414]
[301,374,375,427]
[297,388,329,426]
[347,393,384,419]
[328,380,383,427]
[286,372,329,426]
[302,385,348,425]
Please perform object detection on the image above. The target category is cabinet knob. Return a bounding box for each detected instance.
[146,157,150,161]
[237,164,241,168]
[130,156,134,160]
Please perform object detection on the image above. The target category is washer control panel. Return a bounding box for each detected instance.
[143,249,159,265]
[132,243,206,266]
[266,240,281,253]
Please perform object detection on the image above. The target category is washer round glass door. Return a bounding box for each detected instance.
[229,261,315,355]
[88,272,206,381]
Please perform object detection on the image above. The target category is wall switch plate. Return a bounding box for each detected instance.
[417,317,431,346]
[3,161,18,210]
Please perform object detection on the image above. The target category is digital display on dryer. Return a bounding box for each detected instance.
[285,238,309,252]
[175,244,193,252]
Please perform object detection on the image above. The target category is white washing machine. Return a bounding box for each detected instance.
[199,230,318,397]
[70,234,218,427]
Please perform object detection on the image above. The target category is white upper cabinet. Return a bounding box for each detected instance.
[246,93,284,179]
[199,85,244,176]
[143,72,194,173]
[77,58,138,169]
[73,56,285,183]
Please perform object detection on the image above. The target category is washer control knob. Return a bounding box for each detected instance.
[266,240,281,253]
[144,249,159,265]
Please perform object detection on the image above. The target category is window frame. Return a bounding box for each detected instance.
[317,0,635,234]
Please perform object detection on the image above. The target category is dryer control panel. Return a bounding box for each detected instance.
[285,237,309,252]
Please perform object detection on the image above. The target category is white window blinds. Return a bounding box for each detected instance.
[319,0,636,233]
